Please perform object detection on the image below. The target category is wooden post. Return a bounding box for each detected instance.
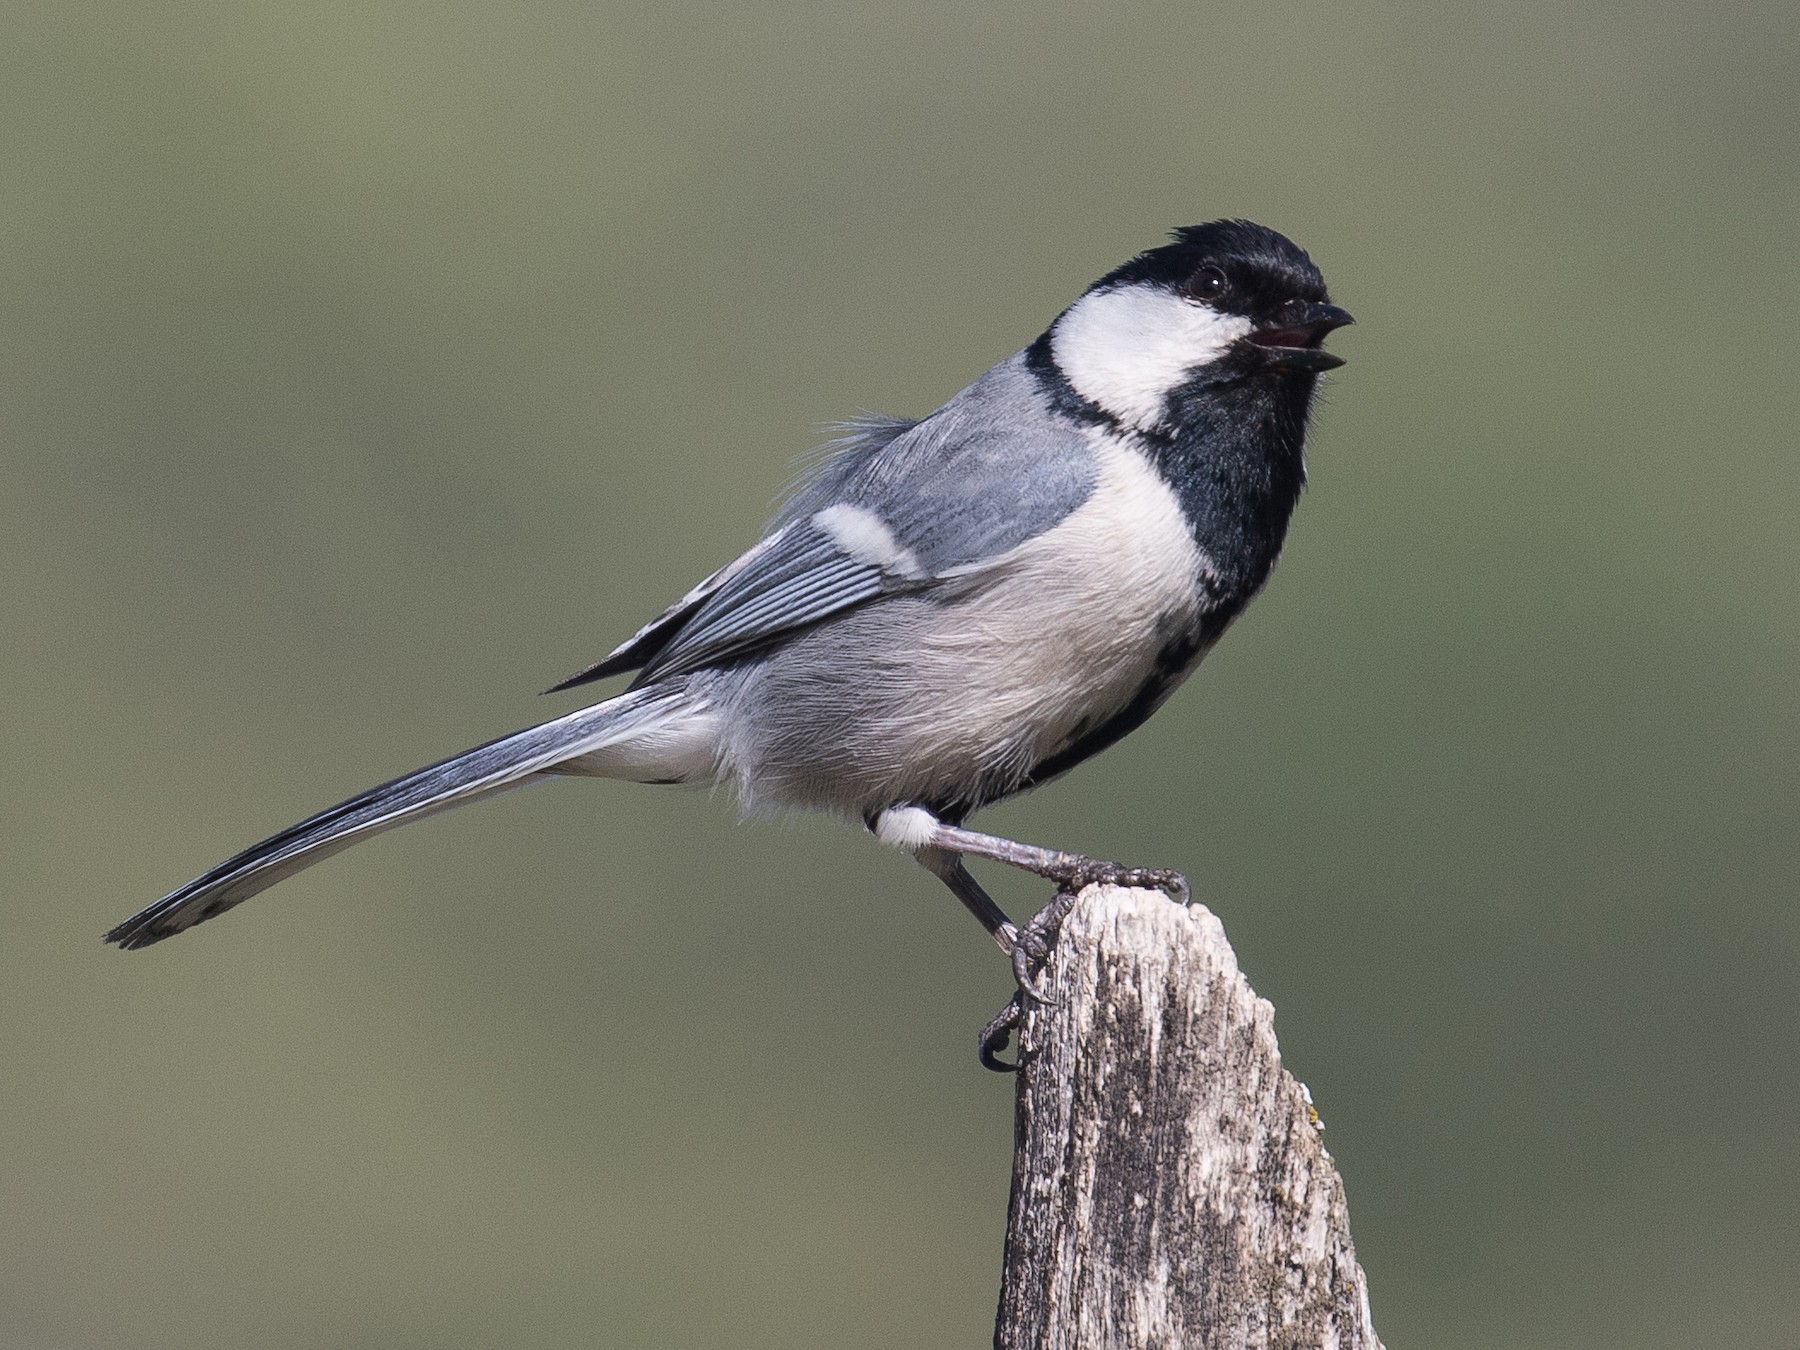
[994,885,1383,1350]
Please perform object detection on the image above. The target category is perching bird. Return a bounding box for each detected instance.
[107,220,1351,1068]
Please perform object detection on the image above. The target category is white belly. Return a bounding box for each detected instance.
[719,437,1211,816]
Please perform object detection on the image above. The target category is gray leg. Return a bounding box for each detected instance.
[917,846,1019,953]
[874,805,1191,1073]
[925,820,1191,904]
[874,805,1190,906]
[917,848,1037,1070]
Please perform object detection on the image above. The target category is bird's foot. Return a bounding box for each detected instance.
[1040,855,1191,906]
[1002,857,1189,1001]
[976,863,1190,1072]
[1004,885,1083,999]
[981,884,1083,1072]
[978,997,1024,1073]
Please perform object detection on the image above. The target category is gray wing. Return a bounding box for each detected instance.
[545,536,780,692]
[556,354,1099,689]
[632,515,906,682]
[545,420,918,694]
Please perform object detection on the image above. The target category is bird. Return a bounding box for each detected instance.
[106,220,1351,1069]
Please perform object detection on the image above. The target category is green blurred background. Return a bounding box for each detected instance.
[4,0,1796,1345]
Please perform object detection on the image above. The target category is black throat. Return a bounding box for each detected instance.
[1149,364,1314,611]
[1025,333,1316,617]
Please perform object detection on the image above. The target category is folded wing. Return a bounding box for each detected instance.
[552,356,1102,691]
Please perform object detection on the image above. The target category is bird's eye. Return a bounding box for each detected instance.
[1187,265,1229,302]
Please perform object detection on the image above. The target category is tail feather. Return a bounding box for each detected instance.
[105,687,698,950]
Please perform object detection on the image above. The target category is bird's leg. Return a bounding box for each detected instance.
[876,806,1192,1072]
[916,847,1019,950]
[917,848,1051,1003]
[875,805,1190,905]
[926,819,1191,905]
[915,848,1039,1071]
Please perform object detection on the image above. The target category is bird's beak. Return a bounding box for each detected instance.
[1245,301,1355,372]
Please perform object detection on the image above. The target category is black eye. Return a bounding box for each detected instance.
[1187,265,1229,302]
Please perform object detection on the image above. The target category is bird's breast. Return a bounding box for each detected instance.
[947,434,1212,676]
[716,436,1214,818]
[911,436,1212,760]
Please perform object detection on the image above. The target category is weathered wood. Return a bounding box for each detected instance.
[995,885,1382,1350]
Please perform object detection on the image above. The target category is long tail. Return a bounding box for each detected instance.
[105,686,706,950]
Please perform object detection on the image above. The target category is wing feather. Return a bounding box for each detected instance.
[545,534,782,692]
[552,355,1103,690]
[632,525,896,682]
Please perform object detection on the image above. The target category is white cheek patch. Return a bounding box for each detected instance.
[812,503,924,579]
[1051,285,1252,432]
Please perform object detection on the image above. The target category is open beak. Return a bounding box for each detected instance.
[1245,301,1355,372]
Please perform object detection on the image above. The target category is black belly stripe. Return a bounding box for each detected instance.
[1008,609,1235,799]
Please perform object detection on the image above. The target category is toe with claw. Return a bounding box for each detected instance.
[978,997,1024,1072]
[974,868,1192,1072]
[1002,920,1055,1004]
[1049,856,1191,905]
[982,886,1085,1072]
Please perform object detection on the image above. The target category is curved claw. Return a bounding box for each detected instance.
[1010,942,1056,1004]
[959,847,1191,1072]
[978,998,1023,1073]
[1000,919,1057,1004]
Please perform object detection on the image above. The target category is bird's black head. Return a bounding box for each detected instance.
[1110,219,1352,370]
[1026,220,1351,602]
[1036,219,1352,436]
[1102,221,1328,308]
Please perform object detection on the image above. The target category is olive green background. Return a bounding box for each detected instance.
[5,1,1796,1345]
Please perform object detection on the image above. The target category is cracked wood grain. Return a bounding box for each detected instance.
[995,885,1382,1350]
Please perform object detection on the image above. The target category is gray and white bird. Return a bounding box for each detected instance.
[107,220,1351,1067]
